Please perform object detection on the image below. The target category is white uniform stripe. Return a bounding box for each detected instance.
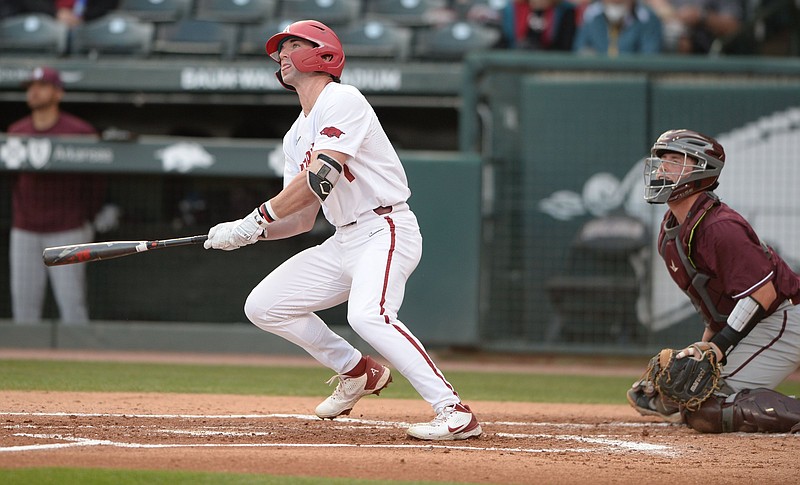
[732,272,773,300]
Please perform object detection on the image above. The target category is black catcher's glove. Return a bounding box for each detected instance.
[653,344,722,411]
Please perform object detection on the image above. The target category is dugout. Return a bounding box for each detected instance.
[3,54,800,356]
[0,135,481,349]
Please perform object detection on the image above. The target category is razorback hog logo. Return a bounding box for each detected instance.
[320,126,345,138]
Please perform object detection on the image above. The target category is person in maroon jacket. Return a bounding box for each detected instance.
[53,0,119,27]
[627,129,800,433]
[8,66,107,324]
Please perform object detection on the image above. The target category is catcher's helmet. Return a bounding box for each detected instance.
[265,20,345,91]
[644,129,725,204]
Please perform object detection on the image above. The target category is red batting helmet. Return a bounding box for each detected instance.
[265,20,345,91]
[644,129,726,204]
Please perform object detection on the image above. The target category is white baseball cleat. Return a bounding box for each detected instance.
[406,403,483,440]
[315,355,392,419]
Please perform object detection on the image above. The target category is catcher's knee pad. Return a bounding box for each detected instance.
[684,388,800,433]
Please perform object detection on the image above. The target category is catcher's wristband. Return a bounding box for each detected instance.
[710,328,740,365]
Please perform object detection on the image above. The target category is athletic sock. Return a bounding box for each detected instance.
[344,357,367,377]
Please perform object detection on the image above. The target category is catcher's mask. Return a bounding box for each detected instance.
[644,129,725,204]
[265,20,345,91]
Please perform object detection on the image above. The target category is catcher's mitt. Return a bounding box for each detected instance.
[653,346,721,411]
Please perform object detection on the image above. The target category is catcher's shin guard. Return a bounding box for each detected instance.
[684,388,800,433]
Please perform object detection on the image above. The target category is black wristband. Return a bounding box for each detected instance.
[710,325,743,364]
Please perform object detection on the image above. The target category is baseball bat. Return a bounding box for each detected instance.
[42,235,208,266]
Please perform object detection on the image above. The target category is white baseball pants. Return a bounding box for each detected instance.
[723,300,800,391]
[244,205,462,412]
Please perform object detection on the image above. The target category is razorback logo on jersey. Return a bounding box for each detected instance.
[320,126,345,138]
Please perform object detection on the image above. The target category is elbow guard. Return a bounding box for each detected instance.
[307,153,342,202]
[711,295,767,362]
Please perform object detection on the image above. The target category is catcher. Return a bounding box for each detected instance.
[627,129,800,433]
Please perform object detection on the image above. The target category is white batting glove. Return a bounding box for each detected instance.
[230,208,269,246]
[204,209,269,251]
[204,220,243,251]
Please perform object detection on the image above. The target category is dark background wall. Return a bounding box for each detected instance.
[3,54,800,356]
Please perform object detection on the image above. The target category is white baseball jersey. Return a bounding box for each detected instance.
[281,82,411,227]
[246,82,463,413]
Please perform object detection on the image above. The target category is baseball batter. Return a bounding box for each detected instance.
[203,20,481,440]
[628,129,800,432]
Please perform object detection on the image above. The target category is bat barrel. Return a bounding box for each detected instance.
[42,241,144,266]
[42,235,208,266]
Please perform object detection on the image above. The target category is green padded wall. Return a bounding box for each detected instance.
[518,75,649,343]
[402,153,482,345]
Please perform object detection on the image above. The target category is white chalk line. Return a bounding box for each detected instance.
[496,433,670,452]
[6,434,669,456]
[0,411,677,456]
[0,411,670,429]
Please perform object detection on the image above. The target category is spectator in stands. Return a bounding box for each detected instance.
[451,0,505,24]
[573,0,663,55]
[502,0,579,51]
[644,0,686,52]
[6,66,111,324]
[2,0,117,23]
[669,0,743,53]
[54,0,119,27]
[426,0,506,45]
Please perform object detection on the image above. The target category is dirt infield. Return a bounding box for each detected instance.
[1,350,799,484]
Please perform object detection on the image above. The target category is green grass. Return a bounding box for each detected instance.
[1,360,336,396]
[3,359,799,404]
[0,468,463,485]
[3,357,800,485]
[1,359,640,404]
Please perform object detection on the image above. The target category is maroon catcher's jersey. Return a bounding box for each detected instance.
[658,192,800,331]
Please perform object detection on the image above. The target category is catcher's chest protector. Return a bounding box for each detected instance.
[685,388,800,433]
[658,194,728,328]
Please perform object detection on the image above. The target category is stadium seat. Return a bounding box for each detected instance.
[238,18,292,57]
[278,0,362,27]
[0,13,69,56]
[453,0,509,22]
[365,0,447,27]
[413,20,500,60]
[545,214,648,343]
[152,19,238,59]
[195,0,278,24]
[116,0,193,23]
[72,14,155,57]
[337,20,412,60]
